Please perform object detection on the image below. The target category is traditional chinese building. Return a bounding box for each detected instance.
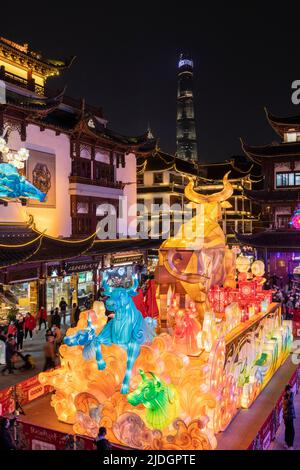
[237,109,300,280]
[0,37,157,318]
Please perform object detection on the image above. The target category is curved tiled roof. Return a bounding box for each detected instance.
[241,139,300,163]
[0,221,161,268]
[236,230,300,249]
[265,108,300,138]
[243,188,300,202]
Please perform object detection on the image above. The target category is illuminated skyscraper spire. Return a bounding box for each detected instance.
[176,53,198,162]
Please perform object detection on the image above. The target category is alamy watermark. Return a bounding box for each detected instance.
[0,80,6,105]
[291,80,300,105]
[96,197,207,241]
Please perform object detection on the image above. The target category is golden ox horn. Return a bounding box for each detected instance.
[185,172,233,204]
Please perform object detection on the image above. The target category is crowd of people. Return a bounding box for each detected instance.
[271,279,300,322]
[0,273,299,450]
[0,297,84,376]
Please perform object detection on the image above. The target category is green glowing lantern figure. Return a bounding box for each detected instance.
[127,369,180,430]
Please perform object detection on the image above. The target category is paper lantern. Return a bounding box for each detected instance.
[236,256,250,273]
[251,260,265,277]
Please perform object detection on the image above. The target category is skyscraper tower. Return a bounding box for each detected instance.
[176,53,198,162]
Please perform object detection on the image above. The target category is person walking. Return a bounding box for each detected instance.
[70,303,77,326]
[43,333,56,371]
[1,335,16,375]
[7,321,17,338]
[52,308,61,328]
[16,318,24,352]
[94,426,111,451]
[283,384,296,450]
[59,297,68,325]
[53,325,63,355]
[0,417,17,450]
[24,312,36,340]
[37,306,47,330]
[73,304,81,326]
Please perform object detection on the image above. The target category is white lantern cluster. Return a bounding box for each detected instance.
[0,137,29,169]
[0,137,9,156]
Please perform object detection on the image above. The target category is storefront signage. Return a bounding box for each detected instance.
[111,254,143,265]
[65,261,99,274]
[8,267,38,283]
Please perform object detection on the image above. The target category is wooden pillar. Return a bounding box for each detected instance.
[93,266,98,300]
[0,65,5,80]
[21,121,27,141]
[38,263,47,310]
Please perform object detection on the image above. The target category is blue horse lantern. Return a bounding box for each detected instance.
[0,163,46,201]
[64,275,157,394]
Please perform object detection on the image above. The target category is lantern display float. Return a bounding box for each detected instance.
[38,173,293,451]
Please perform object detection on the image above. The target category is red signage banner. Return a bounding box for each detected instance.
[15,375,53,407]
[0,386,15,416]
[17,421,69,450]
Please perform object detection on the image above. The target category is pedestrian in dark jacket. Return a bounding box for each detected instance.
[43,334,56,371]
[94,427,111,451]
[1,335,16,375]
[59,297,68,325]
[16,319,24,351]
[73,304,81,326]
[0,417,17,450]
[52,308,61,328]
[283,384,296,450]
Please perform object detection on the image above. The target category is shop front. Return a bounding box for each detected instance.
[102,252,146,286]
[77,270,94,309]
[46,273,73,312]
[0,267,39,324]
[64,260,100,309]
[46,261,99,312]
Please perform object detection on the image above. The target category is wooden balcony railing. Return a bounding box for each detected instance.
[69,175,123,190]
[2,70,44,96]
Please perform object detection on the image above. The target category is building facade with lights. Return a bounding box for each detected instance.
[237,109,300,281]
[176,53,198,162]
[0,37,155,319]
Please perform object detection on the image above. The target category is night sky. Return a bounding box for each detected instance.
[1,2,300,162]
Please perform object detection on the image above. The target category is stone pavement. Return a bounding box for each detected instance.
[269,384,300,450]
[0,316,70,390]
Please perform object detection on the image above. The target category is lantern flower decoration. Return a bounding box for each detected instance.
[0,137,9,156]
[290,205,300,230]
[0,137,29,169]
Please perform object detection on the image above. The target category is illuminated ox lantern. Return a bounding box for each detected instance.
[64,275,157,394]
[155,172,236,323]
[127,369,179,429]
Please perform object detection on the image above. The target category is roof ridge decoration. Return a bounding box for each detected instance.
[0,37,75,77]
[264,107,300,139]
[72,113,151,150]
[5,87,66,118]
